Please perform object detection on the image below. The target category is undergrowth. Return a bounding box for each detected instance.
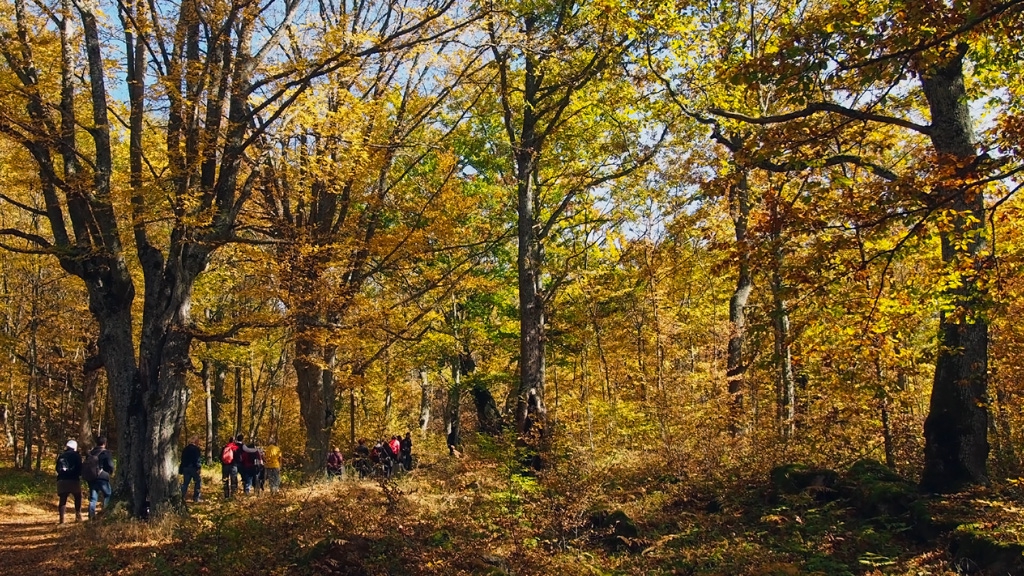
[4,444,1024,575]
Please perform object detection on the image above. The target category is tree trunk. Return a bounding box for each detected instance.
[350,388,357,447]
[202,361,214,460]
[234,366,243,437]
[446,358,462,451]
[79,362,100,452]
[472,384,503,435]
[418,368,432,435]
[769,215,795,438]
[515,154,548,437]
[727,171,752,432]
[295,338,337,473]
[919,45,989,493]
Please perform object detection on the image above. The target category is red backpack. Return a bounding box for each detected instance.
[221,442,236,465]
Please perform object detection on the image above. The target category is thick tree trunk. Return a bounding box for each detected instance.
[919,46,989,493]
[295,338,337,473]
[727,172,752,431]
[515,153,548,437]
[79,363,100,452]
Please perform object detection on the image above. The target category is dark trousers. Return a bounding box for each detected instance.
[222,464,238,498]
[181,466,202,500]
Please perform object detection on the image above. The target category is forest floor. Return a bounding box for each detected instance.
[2,444,1024,575]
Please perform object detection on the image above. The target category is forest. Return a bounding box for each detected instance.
[1,0,1023,574]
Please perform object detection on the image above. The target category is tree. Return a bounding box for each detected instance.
[480,0,669,438]
[0,0,445,512]
[701,0,1024,490]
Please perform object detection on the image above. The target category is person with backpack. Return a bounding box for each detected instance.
[56,439,83,524]
[238,439,262,495]
[326,446,344,480]
[353,439,371,479]
[179,435,203,503]
[399,432,413,472]
[221,434,242,499]
[83,435,114,521]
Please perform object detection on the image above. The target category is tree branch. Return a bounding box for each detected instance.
[709,102,932,135]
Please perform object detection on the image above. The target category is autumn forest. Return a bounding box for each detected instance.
[1,0,1023,573]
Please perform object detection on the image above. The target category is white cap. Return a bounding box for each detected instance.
[66,439,78,451]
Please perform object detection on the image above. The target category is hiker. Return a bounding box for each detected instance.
[373,439,394,478]
[221,434,242,499]
[180,435,203,502]
[263,439,282,494]
[388,436,401,465]
[84,435,114,521]
[399,432,413,471]
[238,439,262,495]
[326,446,344,480]
[354,439,371,479]
[56,439,83,524]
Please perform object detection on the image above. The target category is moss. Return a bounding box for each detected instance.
[951,525,1024,575]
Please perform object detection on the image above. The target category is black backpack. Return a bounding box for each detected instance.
[56,452,75,475]
[82,450,102,481]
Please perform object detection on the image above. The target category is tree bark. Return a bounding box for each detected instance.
[295,338,337,473]
[919,45,989,493]
[79,358,100,452]
[446,358,462,451]
[769,204,795,438]
[512,47,548,437]
[726,171,753,431]
[418,368,432,435]
[234,366,243,438]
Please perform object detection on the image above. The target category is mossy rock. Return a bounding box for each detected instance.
[769,463,839,499]
[841,459,934,541]
[847,459,903,484]
[951,525,1024,575]
[842,460,915,517]
[608,510,639,538]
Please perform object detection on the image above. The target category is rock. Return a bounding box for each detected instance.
[950,525,1024,575]
[841,459,933,541]
[769,463,839,500]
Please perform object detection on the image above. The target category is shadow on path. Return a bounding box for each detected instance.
[0,503,85,576]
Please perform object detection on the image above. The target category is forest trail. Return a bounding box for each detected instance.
[0,500,83,576]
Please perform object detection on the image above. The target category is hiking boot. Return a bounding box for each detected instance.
[75,512,82,522]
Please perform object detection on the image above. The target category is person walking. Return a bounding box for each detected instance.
[84,435,114,521]
[238,439,262,495]
[400,432,413,471]
[221,434,241,499]
[263,439,282,494]
[326,447,344,480]
[56,439,83,524]
[180,435,203,502]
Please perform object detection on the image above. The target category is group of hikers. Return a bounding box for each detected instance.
[214,434,283,499]
[53,436,115,523]
[53,430,417,521]
[347,433,415,479]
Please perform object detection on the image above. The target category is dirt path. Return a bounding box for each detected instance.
[0,500,85,576]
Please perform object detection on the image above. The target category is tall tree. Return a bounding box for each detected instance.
[482,0,668,437]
